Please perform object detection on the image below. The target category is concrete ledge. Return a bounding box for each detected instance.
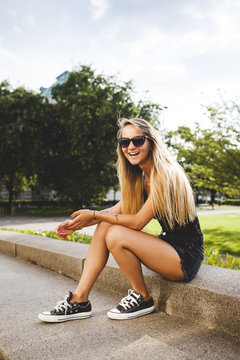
[0,230,239,340]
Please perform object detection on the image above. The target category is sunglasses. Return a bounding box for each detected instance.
[118,135,148,149]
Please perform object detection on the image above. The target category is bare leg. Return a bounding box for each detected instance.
[71,222,111,303]
[105,225,185,300]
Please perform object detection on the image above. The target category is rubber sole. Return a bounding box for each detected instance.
[38,311,92,323]
[107,305,155,320]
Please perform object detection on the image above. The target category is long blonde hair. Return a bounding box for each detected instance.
[117,118,196,229]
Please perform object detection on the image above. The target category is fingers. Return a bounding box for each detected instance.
[55,229,68,239]
[66,219,80,230]
[55,220,72,238]
[70,211,81,218]
[56,220,71,231]
[56,210,87,231]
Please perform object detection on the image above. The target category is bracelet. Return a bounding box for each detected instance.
[93,210,96,220]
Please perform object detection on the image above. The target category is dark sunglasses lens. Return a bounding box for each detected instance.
[118,136,146,148]
[119,139,130,148]
[132,137,146,147]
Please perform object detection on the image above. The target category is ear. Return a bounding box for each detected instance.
[148,140,153,152]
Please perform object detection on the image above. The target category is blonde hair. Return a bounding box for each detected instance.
[117,118,196,229]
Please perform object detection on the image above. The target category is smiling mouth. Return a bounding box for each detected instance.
[128,152,140,157]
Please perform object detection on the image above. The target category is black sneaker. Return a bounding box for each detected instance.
[107,289,154,320]
[38,291,92,323]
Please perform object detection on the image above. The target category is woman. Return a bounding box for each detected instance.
[38,118,204,323]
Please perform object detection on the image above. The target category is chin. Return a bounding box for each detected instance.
[128,158,140,165]
[130,162,139,166]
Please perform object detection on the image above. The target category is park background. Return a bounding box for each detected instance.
[0,0,240,269]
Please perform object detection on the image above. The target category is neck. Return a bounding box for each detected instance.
[139,158,151,179]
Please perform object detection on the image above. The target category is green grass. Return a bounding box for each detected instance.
[198,214,240,257]
[143,219,161,236]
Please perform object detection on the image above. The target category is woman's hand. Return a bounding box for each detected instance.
[66,209,94,230]
[55,220,75,239]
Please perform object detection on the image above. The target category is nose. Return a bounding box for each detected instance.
[128,141,137,150]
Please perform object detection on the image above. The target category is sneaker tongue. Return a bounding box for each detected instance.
[67,291,73,302]
[131,290,141,299]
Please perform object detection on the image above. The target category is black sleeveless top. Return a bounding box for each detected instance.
[143,189,204,247]
[143,185,204,281]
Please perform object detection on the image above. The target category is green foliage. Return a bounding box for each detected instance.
[167,95,240,197]
[63,232,92,244]
[0,227,92,244]
[222,199,240,206]
[43,230,92,244]
[0,67,163,208]
[0,81,58,211]
[203,248,240,270]
[49,65,162,206]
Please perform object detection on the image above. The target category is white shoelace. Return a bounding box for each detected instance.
[119,289,141,311]
[53,294,72,315]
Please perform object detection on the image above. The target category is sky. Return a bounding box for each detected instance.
[1,0,240,130]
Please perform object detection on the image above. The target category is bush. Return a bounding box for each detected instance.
[0,227,92,244]
[203,248,240,270]
[222,199,240,206]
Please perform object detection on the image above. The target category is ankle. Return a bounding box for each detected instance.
[142,293,151,301]
[70,292,89,304]
[133,289,151,301]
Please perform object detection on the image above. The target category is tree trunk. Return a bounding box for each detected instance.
[210,189,216,210]
[8,188,14,215]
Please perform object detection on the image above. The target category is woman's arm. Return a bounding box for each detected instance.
[67,196,154,231]
[84,200,122,227]
[56,201,123,237]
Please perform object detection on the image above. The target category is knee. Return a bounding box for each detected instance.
[96,221,111,232]
[105,225,124,252]
[91,221,111,245]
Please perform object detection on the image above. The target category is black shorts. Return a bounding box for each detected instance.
[158,232,204,282]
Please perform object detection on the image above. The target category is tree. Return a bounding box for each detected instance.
[0,81,48,212]
[0,67,164,211]
[50,65,163,207]
[168,96,240,199]
[204,97,240,193]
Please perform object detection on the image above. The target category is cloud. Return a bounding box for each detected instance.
[0,43,68,90]
[5,8,17,18]
[25,14,35,27]
[89,0,109,20]
[61,11,70,25]
[0,44,31,84]
[13,25,22,35]
[181,5,204,20]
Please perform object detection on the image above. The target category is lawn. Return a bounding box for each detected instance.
[143,214,240,257]
[198,214,240,257]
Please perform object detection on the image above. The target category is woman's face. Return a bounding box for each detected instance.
[120,125,151,168]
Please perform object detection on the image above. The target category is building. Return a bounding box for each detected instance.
[40,71,70,99]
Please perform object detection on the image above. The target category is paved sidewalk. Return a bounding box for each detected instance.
[1,253,240,360]
[0,216,97,235]
[197,208,240,216]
